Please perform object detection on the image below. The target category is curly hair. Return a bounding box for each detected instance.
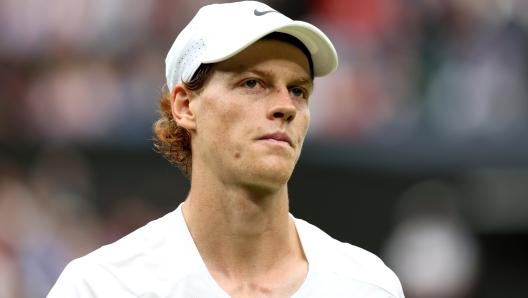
[152,64,212,180]
[153,32,314,180]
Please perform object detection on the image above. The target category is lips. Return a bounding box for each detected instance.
[259,132,293,147]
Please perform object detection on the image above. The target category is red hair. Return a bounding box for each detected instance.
[152,64,212,180]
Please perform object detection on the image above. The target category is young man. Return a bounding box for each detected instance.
[48,1,404,297]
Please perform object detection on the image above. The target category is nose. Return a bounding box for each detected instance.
[267,88,296,122]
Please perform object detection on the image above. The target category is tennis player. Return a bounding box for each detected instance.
[48,1,404,297]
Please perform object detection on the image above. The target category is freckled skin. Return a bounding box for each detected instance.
[190,39,312,193]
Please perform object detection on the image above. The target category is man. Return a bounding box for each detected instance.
[48,1,404,297]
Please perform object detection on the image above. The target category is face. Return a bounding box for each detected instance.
[186,39,313,191]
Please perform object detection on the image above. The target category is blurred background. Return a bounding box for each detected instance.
[1,0,528,297]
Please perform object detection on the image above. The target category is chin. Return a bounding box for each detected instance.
[246,160,295,190]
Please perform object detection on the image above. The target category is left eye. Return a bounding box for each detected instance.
[290,88,305,98]
[243,80,258,89]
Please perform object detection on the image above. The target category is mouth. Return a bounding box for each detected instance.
[258,132,293,147]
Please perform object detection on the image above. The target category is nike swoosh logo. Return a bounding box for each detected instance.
[254,9,278,16]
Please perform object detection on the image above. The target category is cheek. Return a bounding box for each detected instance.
[298,108,310,135]
[198,94,249,150]
[206,97,247,130]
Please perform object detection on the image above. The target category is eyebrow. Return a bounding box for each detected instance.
[296,76,314,93]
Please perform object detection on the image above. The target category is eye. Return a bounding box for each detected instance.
[243,80,259,89]
[290,87,305,99]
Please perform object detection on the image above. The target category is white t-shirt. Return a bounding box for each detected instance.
[48,204,404,297]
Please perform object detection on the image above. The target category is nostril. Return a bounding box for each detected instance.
[274,112,284,118]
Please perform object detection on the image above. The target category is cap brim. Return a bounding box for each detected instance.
[200,20,338,78]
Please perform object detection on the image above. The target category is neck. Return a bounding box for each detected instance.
[182,167,303,279]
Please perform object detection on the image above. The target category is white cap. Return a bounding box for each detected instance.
[165,1,338,91]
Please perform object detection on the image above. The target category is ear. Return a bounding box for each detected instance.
[171,83,196,131]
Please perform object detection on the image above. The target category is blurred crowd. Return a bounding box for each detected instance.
[308,0,528,142]
[0,146,163,297]
[0,0,200,147]
[0,0,525,297]
[1,0,528,146]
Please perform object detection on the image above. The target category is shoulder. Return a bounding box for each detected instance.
[294,217,404,298]
[48,208,198,297]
